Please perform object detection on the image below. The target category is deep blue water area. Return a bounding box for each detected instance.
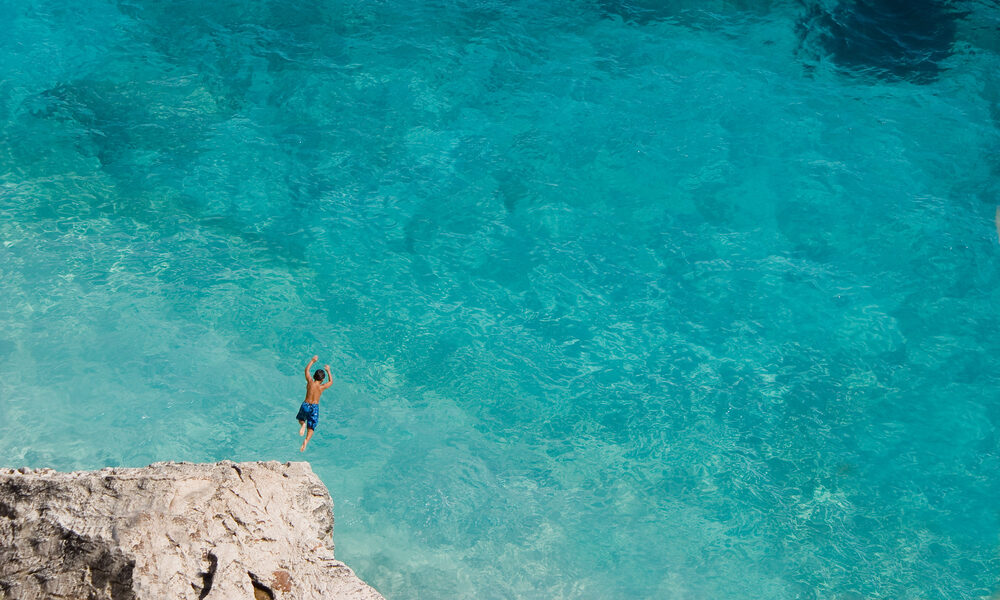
[2,0,1000,597]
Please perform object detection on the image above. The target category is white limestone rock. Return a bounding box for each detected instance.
[0,461,384,600]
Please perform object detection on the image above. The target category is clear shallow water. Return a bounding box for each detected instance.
[2,0,1000,597]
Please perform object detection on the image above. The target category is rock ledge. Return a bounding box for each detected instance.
[0,461,383,600]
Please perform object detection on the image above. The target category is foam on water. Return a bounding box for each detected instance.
[2,0,1000,597]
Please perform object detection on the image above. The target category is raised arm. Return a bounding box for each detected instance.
[322,364,333,389]
[305,355,318,382]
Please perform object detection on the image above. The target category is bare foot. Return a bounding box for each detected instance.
[299,421,306,437]
[300,440,308,452]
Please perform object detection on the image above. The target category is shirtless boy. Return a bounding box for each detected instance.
[297,355,332,452]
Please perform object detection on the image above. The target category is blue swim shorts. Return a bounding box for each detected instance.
[296,402,319,431]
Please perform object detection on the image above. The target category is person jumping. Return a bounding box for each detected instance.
[297,355,332,452]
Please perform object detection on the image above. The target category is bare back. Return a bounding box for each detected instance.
[302,357,332,405]
[304,379,325,405]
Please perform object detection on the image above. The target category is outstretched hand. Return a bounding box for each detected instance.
[311,355,318,362]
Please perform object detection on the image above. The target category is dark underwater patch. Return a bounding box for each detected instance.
[800,0,962,83]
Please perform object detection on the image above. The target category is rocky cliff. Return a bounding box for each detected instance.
[0,461,384,600]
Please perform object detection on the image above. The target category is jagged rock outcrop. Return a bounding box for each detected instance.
[0,461,384,600]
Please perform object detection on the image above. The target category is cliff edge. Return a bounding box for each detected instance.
[0,461,384,600]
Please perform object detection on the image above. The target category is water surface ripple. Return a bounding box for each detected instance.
[2,0,1000,598]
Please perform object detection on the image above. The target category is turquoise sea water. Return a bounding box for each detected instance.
[2,0,1000,597]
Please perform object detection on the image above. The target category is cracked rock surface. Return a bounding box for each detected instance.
[0,461,384,600]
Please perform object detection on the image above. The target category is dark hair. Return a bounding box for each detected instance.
[313,369,326,382]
